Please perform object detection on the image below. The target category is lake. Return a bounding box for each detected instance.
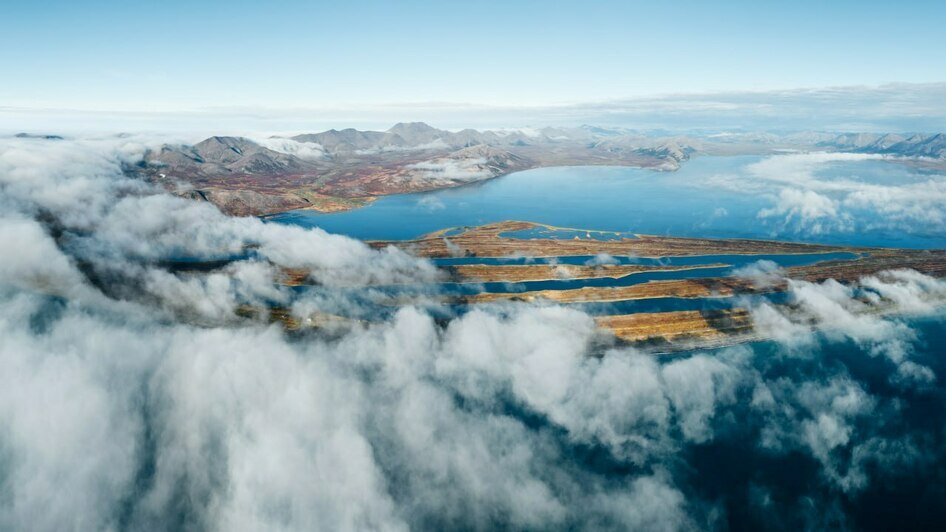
[268,154,946,249]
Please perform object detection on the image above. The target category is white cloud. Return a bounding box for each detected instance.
[748,271,946,387]
[416,195,445,211]
[731,259,785,289]
[758,188,845,235]
[355,138,450,155]
[585,253,620,266]
[726,152,946,237]
[406,157,491,182]
[253,137,326,160]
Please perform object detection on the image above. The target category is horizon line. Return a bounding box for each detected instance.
[4,81,946,116]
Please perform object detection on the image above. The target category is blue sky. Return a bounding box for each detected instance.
[3,0,946,111]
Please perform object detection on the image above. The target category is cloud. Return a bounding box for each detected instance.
[0,216,98,300]
[705,151,946,238]
[585,253,620,266]
[406,157,491,182]
[758,188,850,235]
[861,269,946,314]
[416,195,445,211]
[731,259,785,289]
[843,180,946,229]
[355,138,450,155]
[252,137,326,161]
[747,271,946,386]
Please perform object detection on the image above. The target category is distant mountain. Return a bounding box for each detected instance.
[395,145,533,189]
[290,122,493,153]
[819,133,883,150]
[579,125,629,137]
[14,132,64,140]
[433,144,531,177]
[147,136,318,177]
[386,122,447,145]
[863,133,907,150]
[636,141,695,163]
[885,133,946,158]
[589,136,697,166]
[818,132,946,158]
[289,123,600,154]
[291,128,400,153]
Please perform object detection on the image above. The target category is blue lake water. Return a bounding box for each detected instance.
[268,155,946,249]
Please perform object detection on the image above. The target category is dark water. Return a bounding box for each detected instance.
[685,316,946,531]
[438,253,854,295]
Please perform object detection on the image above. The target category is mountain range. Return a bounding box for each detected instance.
[134,123,946,216]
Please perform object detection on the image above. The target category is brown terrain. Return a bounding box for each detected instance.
[596,309,756,347]
[369,220,861,258]
[444,263,728,284]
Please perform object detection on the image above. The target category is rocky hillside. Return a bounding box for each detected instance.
[147,136,320,177]
[819,132,946,158]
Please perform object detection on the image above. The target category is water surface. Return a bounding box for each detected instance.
[269,155,946,248]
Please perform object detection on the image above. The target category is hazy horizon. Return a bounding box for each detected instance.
[5,81,946,135]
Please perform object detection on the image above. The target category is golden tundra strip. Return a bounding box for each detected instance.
[447,262,728,283]
[597,309,754,343]
[785,249,946,282]
[469,278,753,304]
[468,250,946,304]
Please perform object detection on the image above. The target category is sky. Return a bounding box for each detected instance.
[3,0,946,112]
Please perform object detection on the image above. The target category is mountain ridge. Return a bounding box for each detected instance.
[137,124,946,217]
